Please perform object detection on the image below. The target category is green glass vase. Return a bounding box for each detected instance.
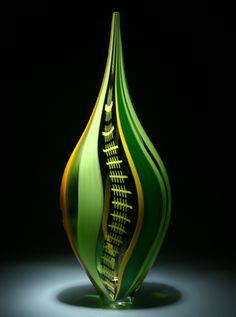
[60,11,171,307]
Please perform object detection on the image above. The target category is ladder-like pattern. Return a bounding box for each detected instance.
[99,100,134,300]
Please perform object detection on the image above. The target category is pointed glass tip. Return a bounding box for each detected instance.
[113,11,120,17]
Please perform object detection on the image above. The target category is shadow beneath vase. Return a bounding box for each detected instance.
[56,282,182,309]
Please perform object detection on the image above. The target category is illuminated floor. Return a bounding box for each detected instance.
[0,255,235,317]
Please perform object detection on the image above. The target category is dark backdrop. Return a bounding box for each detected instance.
[1,2,235,264]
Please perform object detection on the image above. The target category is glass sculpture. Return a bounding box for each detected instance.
[60,11,171,307]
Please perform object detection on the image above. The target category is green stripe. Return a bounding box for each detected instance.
[115,21,171,297]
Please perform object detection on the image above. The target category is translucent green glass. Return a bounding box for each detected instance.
[60,11,171,307]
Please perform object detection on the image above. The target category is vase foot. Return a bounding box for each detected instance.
[101,295,134,309]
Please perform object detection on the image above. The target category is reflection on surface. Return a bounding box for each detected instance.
[57,282,182,309]
[0,256,235,317]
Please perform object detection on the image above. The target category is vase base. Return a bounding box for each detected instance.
[101,295,134,309]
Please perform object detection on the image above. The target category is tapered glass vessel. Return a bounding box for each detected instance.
[60,11,171,307]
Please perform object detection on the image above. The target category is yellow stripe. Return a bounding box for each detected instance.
[115,90,144,300]
[60,8,116,256]
[60,104,97,256]
[102,125,114,136]
[103,145,118,153]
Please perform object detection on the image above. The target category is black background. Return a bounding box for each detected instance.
[1,2,235,264]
